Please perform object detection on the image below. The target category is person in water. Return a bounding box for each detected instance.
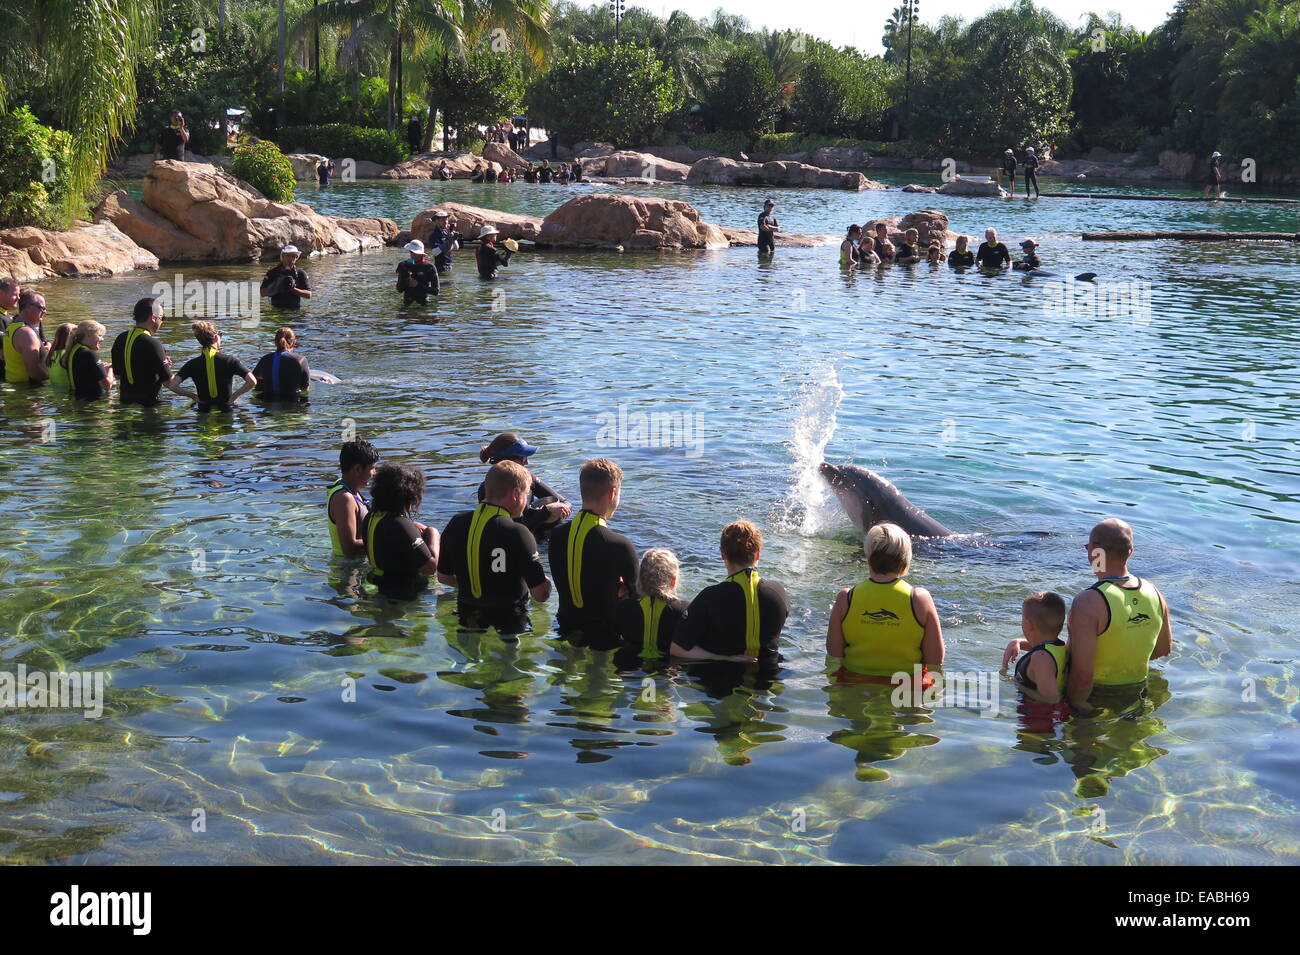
[45,323,76,393]
[893,228,922,264]
[437,159,453,181]
[438,460,552,634]
[1013,238,1042,271]
[176,321,256,412]
[537,159,554,183]
[396,239,440,305]
[976,228,1011,269]
[549,458,639,648]
[475,226,512,280]
[475,432,571,541]
[1022,146,1041,198]
[260,246,312,310]
[1066,518,1173,713]
[825,522,944,686]
[840,225,862,267]
[1001,148,1017,196]
[252,327,310,401]
[63,320,114,401]
[1002,591,1069,704]
[670,520,789,662]
[871,222,895,262]
[614,548,689,660]
[925,240,943,264]
[328,439,379,559]
[4,291,50,385]
[857,230,881,265]
[0,278,19,379]
[947,235,974,267]
[426,210,460,273]
[1203,150,1224,199]
[757,199,780,255]
[112,297,189,407]
[362,462,441,601]
[316,158,334,187]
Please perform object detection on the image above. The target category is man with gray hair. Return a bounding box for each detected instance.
[1066,517,1174,712]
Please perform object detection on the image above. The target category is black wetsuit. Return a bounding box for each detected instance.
[1207,156,1222,187]
[476,242,511,280]
[1019,249,1042,269]
[159,126,186,161]
[439,505,548,633]
[614,596,688,657]
[1023,153,1040,196]
[894,241,919,261]
[549,510,639,649]
[427,227,458,272]
[757,212,778,253]
[524,168,537,183]
[673,568,789,658]
[176,350,250,411]
[948,249,974,267]
[396,258,440,304]
[976,241,1011,268]
[537,166,553,183]
[261,266,310,309]
[111,327,170,406]
[252,350,310,401]
[68,345,108,401]
[317,162,332,186]
[1002,154,1017,180]
[365,512,434,601]
[1014,638,1066,694]
[475,474,565,542]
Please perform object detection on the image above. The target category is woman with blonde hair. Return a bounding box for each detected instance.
[474,432,570,541]
[615,548,688,658]
[45,323,77,392]
[826,522,945,686]
[63,320,114,401]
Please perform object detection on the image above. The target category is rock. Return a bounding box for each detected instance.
[537,194,729,250]
[573,141,617,159]
[410,202,543,245]
[770,151,812,163]
[522,139,575,162]
[387,230,412,248]
[686,156,881,190]
[350,159,393,179]
[902,184,938,193]
[483,141,530,173]
[381,152,487,180]
[286,153,328,181]
[813,145,870,169]
[0,221,158,281]
[581,150,692,182]
[643,144,711,164]
[938,177,1006,197]
[93,161,397,262]
[720,227,832,248]
[185,151,232,169]
[1158,150,1198,182]
[899,210,951,247]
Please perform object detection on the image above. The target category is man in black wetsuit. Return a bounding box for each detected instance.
[1203,150,1224,199]
[976,228,1011,269]
[439,460,553,633]
[111,297,191,406]
[1001,148,1017,196]
[260,246,313,309]
[396,239,440,305]
[757,199,779,255]
[537,159,554,183]
[549,458,639,649]
[475,226,512,279]
[1023,146,1041,198]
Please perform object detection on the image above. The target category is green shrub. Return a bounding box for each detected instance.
[704,48,781,138]
[232,140,296,202]
[0,106,74,227]
[273,124,409,165]
[459,134,487,154]
[685,130,750,156]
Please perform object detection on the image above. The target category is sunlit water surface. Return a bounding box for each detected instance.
[1,174,1296,864]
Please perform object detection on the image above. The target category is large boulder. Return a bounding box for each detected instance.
[286,153,328,181]
[537,194,729,250]
[522,139,575,161]
[862,212,961,249]
[483,141,530,173]
[93,160,397,262]
[686,156,882,190]
[410,202,542,245]
[0,221,158,281]
[350,159,393,179]
[644,144,712,165]
[381,151,486,179]
[580,150,692,182]
[573,141,617,159]
[1158,150,1199,182]
[938,177,1006,197]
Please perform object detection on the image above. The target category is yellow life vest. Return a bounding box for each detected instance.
[1015,639,1067,697]
[841,577,925,678]
[565,509,606,608]
[326,480,368,557]
[727,567,762,656]
[1091,577,1164,685]
[363,510,388,576]
[4,321,38,383]
[123,326,151,386]
[639,595,667,656]
[467,503,512,598]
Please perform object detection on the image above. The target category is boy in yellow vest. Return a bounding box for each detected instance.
[1001,591,1069,704]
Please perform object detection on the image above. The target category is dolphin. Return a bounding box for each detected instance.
[818,462,954,538]
[309,370,341,384]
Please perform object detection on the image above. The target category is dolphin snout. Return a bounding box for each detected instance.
[819,462,842,486]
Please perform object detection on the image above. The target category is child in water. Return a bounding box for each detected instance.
[1002,591,1069,704]
[925,241,943,263]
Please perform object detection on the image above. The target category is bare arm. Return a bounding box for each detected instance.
[329,493,366,558]
[825,588,850,659]
[669,641,755,663]
[530,578,552,602]
[17,328,48,381]
[1152,588,1173,660]
[1002,637,1029,670]
[437,571,458,587]
[1066,589,1103,711]
[914,587,945,667]
[1024,652,1062,704]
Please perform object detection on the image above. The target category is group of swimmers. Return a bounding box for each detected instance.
[329,432,1174,715]
[839,223,1043,272]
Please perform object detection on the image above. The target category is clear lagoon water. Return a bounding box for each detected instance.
[1,173,1296,864]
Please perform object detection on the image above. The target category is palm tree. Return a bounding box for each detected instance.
[1220,2,1300,113]
[0,0,159,212]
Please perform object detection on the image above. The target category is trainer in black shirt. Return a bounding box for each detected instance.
[757,199,779,254]
[475,432,570,543]
[395,240,440,305]
[672,520,789,661]
[176,321,255,411]
[439,460,551,633]
[252,327,310,400]
[549,458,638,648]
[112,298,186,406]
[260,246,312,309]
[976,229,1011,268]
[364,463,441,601]
[947,237,975,267]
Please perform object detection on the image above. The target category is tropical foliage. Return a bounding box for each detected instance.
[231,139,297,202]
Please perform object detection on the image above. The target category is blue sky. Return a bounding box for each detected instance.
[611,0,1178,54]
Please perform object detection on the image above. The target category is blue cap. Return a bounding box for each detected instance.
[495,438,538,460]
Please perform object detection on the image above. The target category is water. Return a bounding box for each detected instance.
[2,175,1297,864]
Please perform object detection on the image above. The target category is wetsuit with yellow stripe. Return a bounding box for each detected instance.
[673,566,790,658]
[437,502,549,633]
[326,479,370,557]
[840,577,925,678]
[550,508,638,645]
[66,342,108,400]
[1014,638,1067,698]
[363,508,433,600]
[1090,576,1164,686]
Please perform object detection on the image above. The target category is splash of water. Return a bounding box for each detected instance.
[781,364,846,537]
